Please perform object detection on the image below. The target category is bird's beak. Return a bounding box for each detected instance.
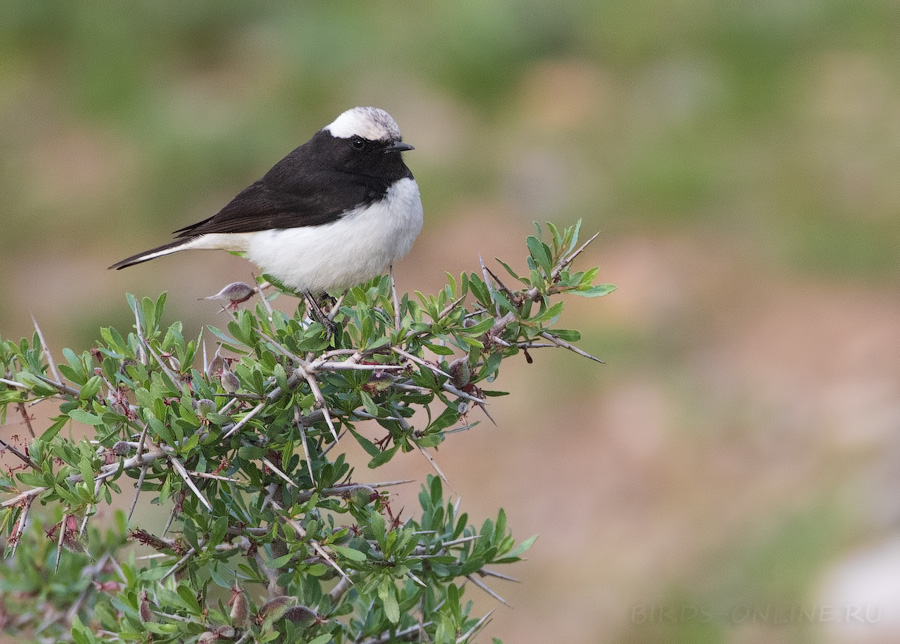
[385,141,414,153]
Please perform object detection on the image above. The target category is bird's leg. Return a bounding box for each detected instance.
[303,291,337,338]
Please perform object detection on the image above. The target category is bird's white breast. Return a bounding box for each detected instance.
[242,177,423,292]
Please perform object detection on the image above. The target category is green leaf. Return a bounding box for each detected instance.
[526,235,552,277]
[79,375,103,400]
[269,551,295,569]
[142,622,178,636]
[429,474,443,507]
[155,292,168,329]
[423,342,454,356]
[307,635,334,644]
[368,444,400,468]
[331,545,367,562]
[378,580,400,624]
[369,510,387,551]
[206,324,241,348]
[575,283,616,297]
[70,616,93,644]
[238,445,266,460]
[17,472,48,487]
[100,326,127,353]
[273,363,288,391]
[567,219,583,255]
[349,428,381,458]
[62,347,82,371]
[77,456,95,487]
[532,301,564,324]
[306,563,329,577]
[490,289,516,314]
[415,433,444,447]
[546,221,562,251]
[176,583,201,613]
[494,258,521,282]
[69,409,104,426]
[467,274,491,307]
[141,296,157,334]
[156,586,195,613]
[359,390,378,417]
[461,317,495,335]
[578,265,600,287]
[498,533,539,561]
[426,406,460,434]
[42,415,69,441]
[208,565,233,589]
[553,329,581,342]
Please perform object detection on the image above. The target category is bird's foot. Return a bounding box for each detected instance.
[303,291,338,338]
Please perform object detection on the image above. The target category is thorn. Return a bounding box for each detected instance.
[479,254,500,315]
[539,331,604,363]
[390,265,401,331]
[478,402,497,426]
[168,455,213,511]
[466,574,510,607]
[457,609,495,643]
[261,456,299,489]
[555,229,601,278]
[55,514,68,573]
[482,265,518,304]
[478,568,520,583]
[31,315,62,384]
[418,445,453,492]
[251,274,275,319]
[392,346,451,379]
[296,408,316,486]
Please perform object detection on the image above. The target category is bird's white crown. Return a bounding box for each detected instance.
[324,106,402,142]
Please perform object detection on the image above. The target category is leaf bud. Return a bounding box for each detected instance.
[257,595,292,623]
[220,368,240,393]
[284,605,317,625]
[111,441,130,456]
[206,354,226,379]
[195,398,216,419]
[139,589,153,623]
[203,282,254,307]
[229,585,249,628]
[350,485,377,508]
[448,357,471,389]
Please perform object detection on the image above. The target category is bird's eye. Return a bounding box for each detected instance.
[350,136,366,150]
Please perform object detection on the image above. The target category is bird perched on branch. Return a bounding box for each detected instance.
[110,107,423,294]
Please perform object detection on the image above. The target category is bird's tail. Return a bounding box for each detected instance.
[109,238,197,270]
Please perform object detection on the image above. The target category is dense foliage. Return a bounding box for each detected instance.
[0,222,612,643]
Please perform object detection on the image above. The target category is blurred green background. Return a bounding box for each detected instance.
[3,2,900,642]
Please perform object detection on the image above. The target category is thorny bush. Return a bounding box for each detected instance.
[0,222,614,643]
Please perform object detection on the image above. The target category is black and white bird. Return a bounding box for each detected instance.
[110,106,423,293]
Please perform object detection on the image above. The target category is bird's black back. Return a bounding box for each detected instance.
[174,130,414,238]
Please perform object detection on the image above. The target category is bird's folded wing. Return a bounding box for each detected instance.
[173,180,371,237]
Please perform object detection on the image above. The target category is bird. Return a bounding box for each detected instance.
[110,106,423,294]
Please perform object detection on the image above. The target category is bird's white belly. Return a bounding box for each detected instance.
[243,177,423,292]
